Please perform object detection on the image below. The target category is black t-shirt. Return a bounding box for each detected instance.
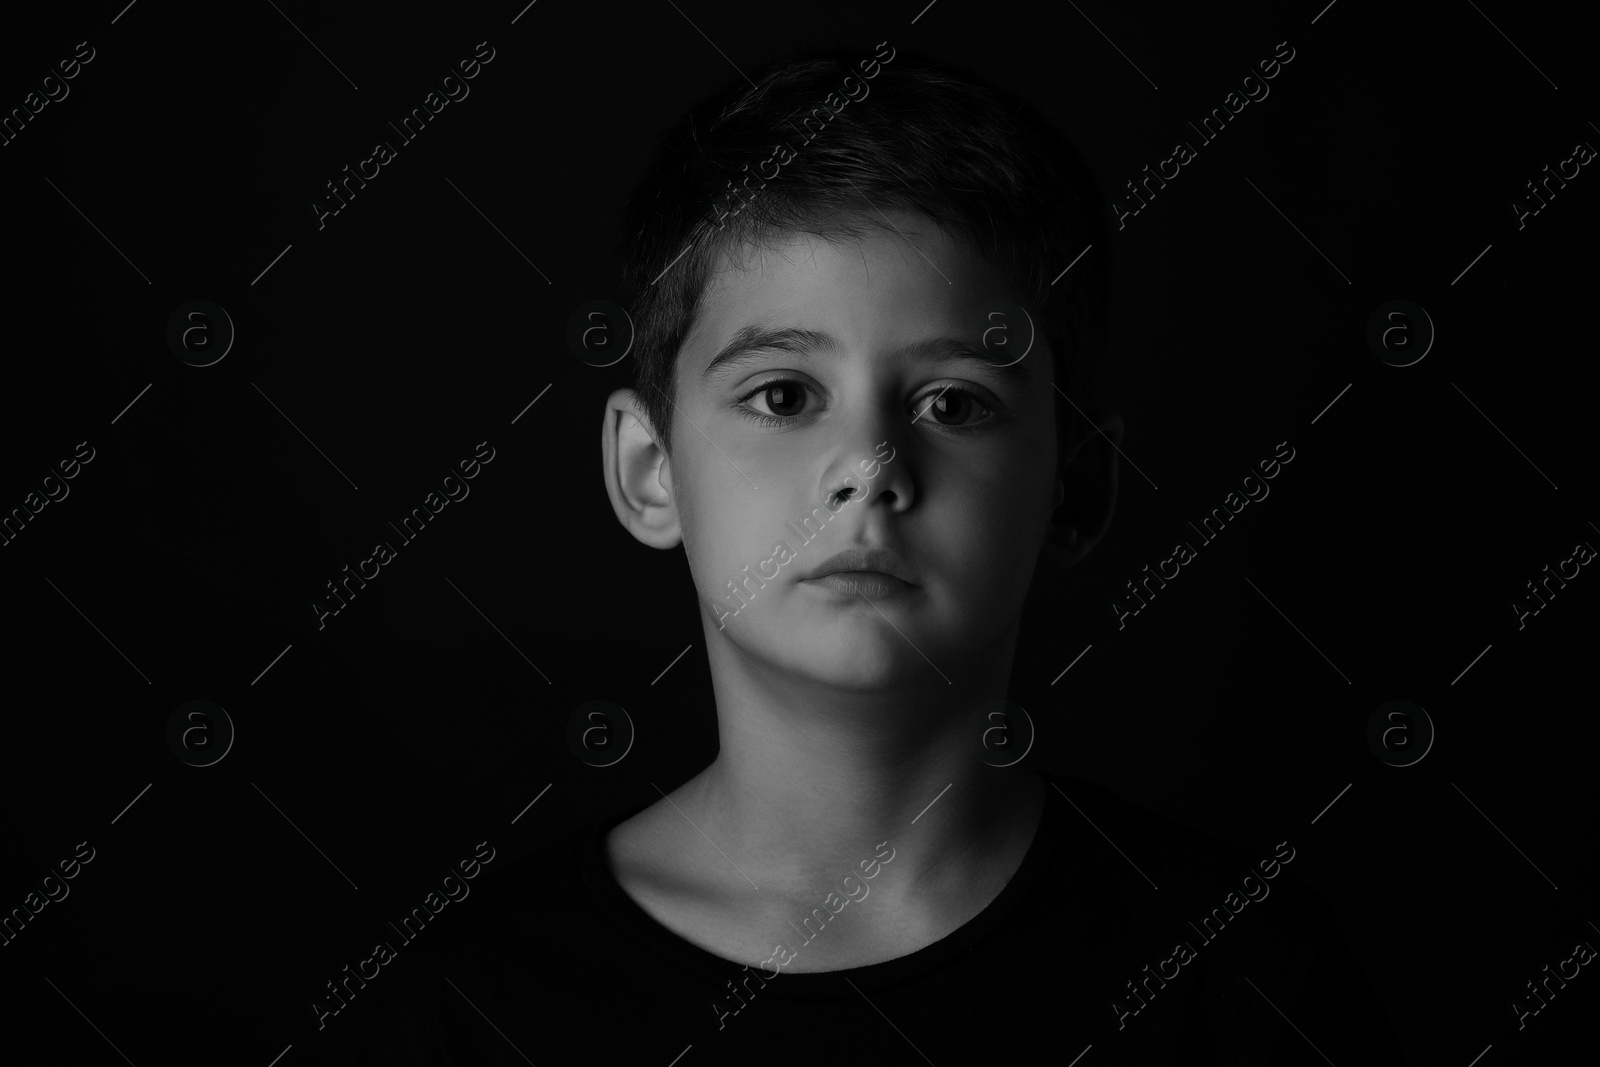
[324,774,1405,1064]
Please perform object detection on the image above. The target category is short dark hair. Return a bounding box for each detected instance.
[615,47,1111,469]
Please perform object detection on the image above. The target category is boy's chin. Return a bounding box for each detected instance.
[758,620,935,692]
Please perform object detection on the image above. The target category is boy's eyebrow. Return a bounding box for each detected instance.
[700,324,1034,385]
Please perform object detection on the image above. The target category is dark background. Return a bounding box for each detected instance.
[1,1,1595,1063]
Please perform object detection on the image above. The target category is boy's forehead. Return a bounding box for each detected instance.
[687,220,1021,368]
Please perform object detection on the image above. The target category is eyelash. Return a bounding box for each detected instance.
[733,377,999,434]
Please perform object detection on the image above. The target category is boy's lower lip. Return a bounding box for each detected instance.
[801,572,914,597]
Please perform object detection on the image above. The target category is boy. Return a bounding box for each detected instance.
[335,47,1403,1064]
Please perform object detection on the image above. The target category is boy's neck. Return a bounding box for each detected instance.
[667,623,1048,920]
[681,733,1047,910]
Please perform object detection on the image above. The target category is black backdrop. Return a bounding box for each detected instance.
[2,1,1595,1063]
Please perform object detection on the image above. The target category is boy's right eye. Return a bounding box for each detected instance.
[736,377,814,424]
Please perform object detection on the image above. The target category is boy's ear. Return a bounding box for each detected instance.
[1038,411,1123,572]
[602,389,682,549]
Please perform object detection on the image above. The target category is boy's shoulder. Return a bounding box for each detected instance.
[1040,774,1402,1061]
[1041,771,1326,923]
[1036,774,1346,1003]
[1044,773,1266,871]
[317,817,627,1065]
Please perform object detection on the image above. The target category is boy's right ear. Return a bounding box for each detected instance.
[602,389,683,549]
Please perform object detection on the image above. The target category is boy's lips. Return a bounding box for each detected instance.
[798,545,917,585]
[798,546,919,598]
[802,572,914,597]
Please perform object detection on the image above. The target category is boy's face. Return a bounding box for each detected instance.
[665,212,1062,692]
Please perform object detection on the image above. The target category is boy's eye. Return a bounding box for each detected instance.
[746,379,810,418]
[733,377,1000,432]
[913,386,992,427]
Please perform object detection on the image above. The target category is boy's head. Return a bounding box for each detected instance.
[602,47,1121,693]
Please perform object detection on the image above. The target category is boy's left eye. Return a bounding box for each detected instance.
[911,386,993,427]
[734,378,998,431]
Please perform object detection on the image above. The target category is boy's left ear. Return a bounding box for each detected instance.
[1038,411,1124,572]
